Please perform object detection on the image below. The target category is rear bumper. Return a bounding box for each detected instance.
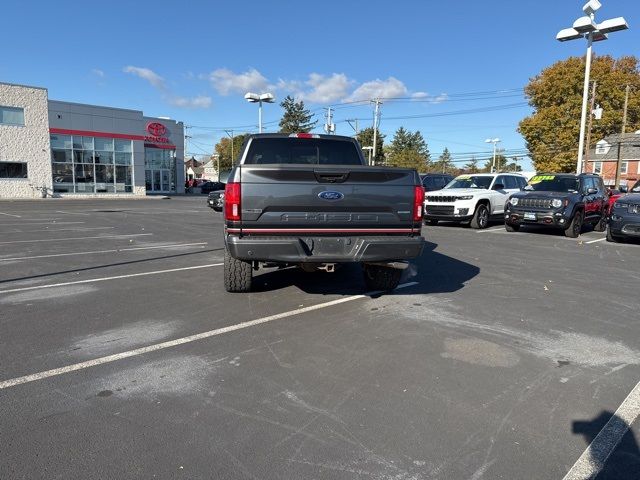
[226,234,425,263]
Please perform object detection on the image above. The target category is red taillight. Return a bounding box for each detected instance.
[288,133,319,139]
[413,186,425,222]
[224,182,241,221]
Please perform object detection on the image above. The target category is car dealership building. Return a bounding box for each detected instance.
[0,81,185,198]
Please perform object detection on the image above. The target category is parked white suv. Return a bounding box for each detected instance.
[424,173,527,229]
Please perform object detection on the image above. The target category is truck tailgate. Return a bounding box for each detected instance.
[234,165,419,233]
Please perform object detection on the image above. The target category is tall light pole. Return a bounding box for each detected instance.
[244,92,275,133]
[485,138,501,173]
[556,0,628,174]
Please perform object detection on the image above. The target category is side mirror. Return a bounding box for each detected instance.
[492,183,504,191]
[587,187,598,195]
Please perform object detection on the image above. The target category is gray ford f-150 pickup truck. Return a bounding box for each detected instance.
[222,133,425,292]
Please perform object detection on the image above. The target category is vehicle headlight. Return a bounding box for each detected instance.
[457,195,474,200]
[510,197,519,206]
[551,199,563,208]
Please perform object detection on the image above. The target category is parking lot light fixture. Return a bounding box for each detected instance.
[485,138,501,173]
[244,92,275,133]
[556,0,629,175]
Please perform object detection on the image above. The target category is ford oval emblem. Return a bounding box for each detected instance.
[318,191,344,201]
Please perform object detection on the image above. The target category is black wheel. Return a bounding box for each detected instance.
[594,213,607,232]
[505,222,520,232]
[224,245,252,292]
[427,219,439,226]
[564,210,583,238]
[606,226,621,243]
[470,204,490,229]
[362,265,402,291]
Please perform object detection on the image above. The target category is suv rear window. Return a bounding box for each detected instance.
[244,138,363,165]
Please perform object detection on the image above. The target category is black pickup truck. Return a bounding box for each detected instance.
[222,133,425,292]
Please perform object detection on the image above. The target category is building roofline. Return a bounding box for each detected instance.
[48,98,143,114]
[0,81,48,91]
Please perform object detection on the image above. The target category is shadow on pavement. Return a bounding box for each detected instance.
[571,410,640,480]
[250,240,480,296]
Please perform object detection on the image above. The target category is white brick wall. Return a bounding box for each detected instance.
[0,83,52,199]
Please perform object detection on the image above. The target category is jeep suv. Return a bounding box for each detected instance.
[504,173,607,237]
[423,173,527,229]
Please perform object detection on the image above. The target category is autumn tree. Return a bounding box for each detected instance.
[356,127,385,165]
[387,149,426,171]
[214,134,248,171]
[278,95,317,133]
[519,55,640,173]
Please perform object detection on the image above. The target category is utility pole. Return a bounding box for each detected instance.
[583,81,597,172]
[323,107,335,134]
[614,85,630,189]
[346,119,359,137]
[371,99,382,166]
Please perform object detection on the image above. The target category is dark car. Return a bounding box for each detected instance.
[420,173,454,192]
[199,181,225,194]
[504,173,607,237]
[607,192,640,242]
[207,190,224,211]
[607,180,639,215]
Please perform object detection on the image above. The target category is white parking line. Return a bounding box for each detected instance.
[0,262,223,294]
[563,380,640,479]
[55,210,91,216]
[0,233,152,245]
[0,222,85,226]
[0,242,208,261]
[585,237,607,244]
[0,281,418,390]
[0,212,21,218]
[5,226,115,234]
[476,226,506,232]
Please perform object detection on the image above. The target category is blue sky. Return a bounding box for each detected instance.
[3,0,638,170]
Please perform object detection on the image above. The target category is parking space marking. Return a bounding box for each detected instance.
[0,221,85,226]
[563,380,640,479]
[55,210,92,216]
[0,242,208,262]
[0,281,418,390]
[4,226,115,234]
[0,233,152,245]
[476,226,506,233]
[0,212,21,218]
[585,237,607,244]
[0,262,223,294]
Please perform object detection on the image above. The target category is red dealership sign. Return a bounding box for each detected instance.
[145,122,170,143]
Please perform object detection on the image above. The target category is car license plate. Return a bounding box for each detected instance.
[524,212,536,220]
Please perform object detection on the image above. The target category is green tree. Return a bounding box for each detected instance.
[463,157,479,173]
[278,95,317,133]
[483,153,508,172]
[356,127,385,165]
[388,127,431,169]
[387,149,426,171]
[519,55,640,173]
[214,134,248,171]
[437,147,453,173]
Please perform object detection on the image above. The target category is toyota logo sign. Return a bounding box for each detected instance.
[147,122,167,137]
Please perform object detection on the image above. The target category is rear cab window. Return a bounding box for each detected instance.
[244,138,363,165]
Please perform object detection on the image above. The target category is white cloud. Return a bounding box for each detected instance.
[207,68,270,95]
[301,73,353,103]
[123,66,165,89]
[168,95,212,109]
[411,91,449,104]
[91,68,105,78]
[346,77,408,102]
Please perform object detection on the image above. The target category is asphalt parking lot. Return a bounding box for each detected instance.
[1,197,639,480]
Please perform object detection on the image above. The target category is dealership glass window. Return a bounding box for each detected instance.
[0,106,25,126]
[116,165,133,192]
[593,162,602,174]
[52,163,74,192]
[94,151,114,164]
[0,161,28,178]
[115,152,132,165]
[74,150,94,163]
[51,134,72,149]
[115,139,132,152]
[52,149,73,163]
[94,137,114,151]
[145,147,176,192]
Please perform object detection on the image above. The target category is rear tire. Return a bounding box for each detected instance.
[606,226,621,243]
[363,265,402,291]
[505,222,520,232]
[564,210,583,238]
[224,246,253,292]
[594,213,607,232]
[470,204,490,229]
[427,219,439,226]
